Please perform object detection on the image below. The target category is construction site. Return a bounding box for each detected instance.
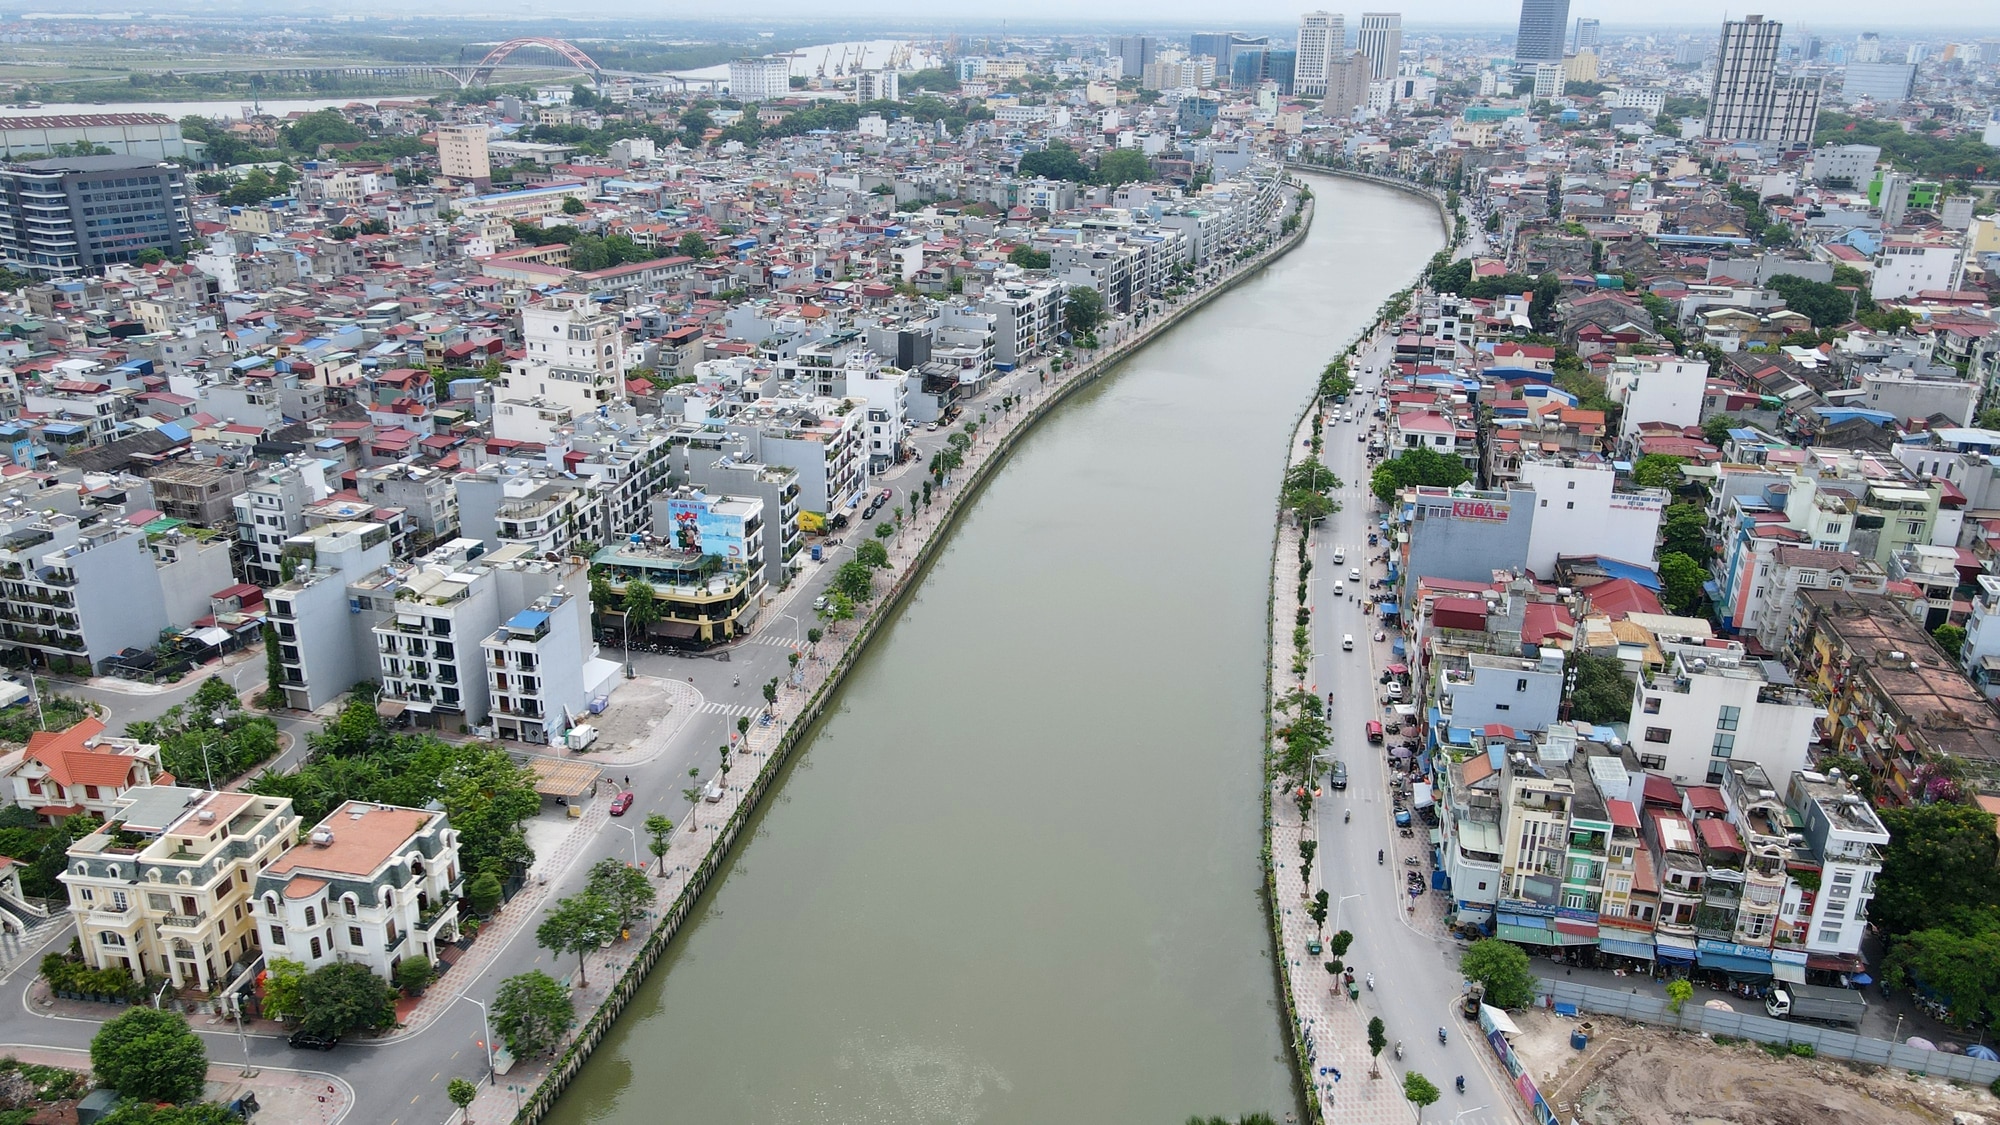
[1509,1007,2000,1125]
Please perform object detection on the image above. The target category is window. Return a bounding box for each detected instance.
[1645,727,1672,743]
[270,925,285,945]
[1716,705,1740,731]
[309,937,322,959]
[349,926,364,948]
[304,906,316,926]
[343,896,357,917]
[1566,501,1575,509]
[1495,703,1511,711]
[99,931,126,947]
[1516,678,1528,692]
[1643,696,1661,714]
[1712,733,1735,757]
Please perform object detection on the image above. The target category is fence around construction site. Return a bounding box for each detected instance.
[1535,978,2000,1087]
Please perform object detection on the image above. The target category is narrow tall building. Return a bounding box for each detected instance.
[1293,11,1345,99]
[1573,17,1601,55]
[1515,0,1572,65]
[1706,15,1822,147]
[1322,50,1374,118]
[1356,12,1403,81]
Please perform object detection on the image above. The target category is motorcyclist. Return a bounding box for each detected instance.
[1377,849,1384,864]
[1344,809,1351,823]
[1456,1076,1465,1094]
[1438,1027,1448,1045]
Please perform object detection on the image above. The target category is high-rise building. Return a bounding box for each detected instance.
[1706,15,1821,147]
[1573,17,1600,55]
[1515,0,1572,64]
[1109,35,1160,79]
[435,123,491,183]
[1189,32,1252,71]
[1852,33,1882,63]
[856,69,899,102]
[1322,49,1374,117]
[1294,12,1345,99]
[728,56,793,102]
[1356,12,1403,81]
[1841,61,1916,104]
[0,155,190,278]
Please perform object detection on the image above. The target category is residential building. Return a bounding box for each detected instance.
[1705,16,1819,147]
[1518,460,1667,577]
[1109,36,1161,80]
[1516,0,1571,64]
[435,124,491,184]
[855,70,899,103]
[61,786,299,988]
[1,717,164,824]
[0,155,191,278]
[1573,17,1600,55]
[591,535,762,648]
[1631,632,1824,785]
[0,515,169,668]
[265,521,397,712]
[1435,647,1568,733]
[1607,355,1709,446]
[1871,237,1965,301]
[253,802,461,981]
[149,464,245,530]
[370,542,504,732]
[484,585,598,745]
[1787,588,2000,802]
[234,458,333,587]
[455,473,604,560]
[1322,51,1375,118]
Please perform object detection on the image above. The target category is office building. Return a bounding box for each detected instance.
[1109,36,1161,79]
[1841,61,1916,104]
[729,56,793,102]
[1190,33,1268,77]
[1533,62,1567,100]
[435,124,491,184]
[1515,0,1572,64]
[1294,11,1346,99]
[1574,17,1601,55]
[1356,12,1403,81]
[0,155,190,278]
[1322,50,1374,117]
[1705,16,1821,147]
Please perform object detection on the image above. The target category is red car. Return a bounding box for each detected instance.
[609,791,634,816]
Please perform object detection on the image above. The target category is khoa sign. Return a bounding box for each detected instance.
[1451,498,1510,522]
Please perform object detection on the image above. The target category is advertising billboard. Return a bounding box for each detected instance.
[664,497,747,562]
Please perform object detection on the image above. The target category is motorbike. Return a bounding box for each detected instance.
[1394,1041,1403,1060]
[1377,850,1384,865]
[1438,1028,1448,1045]
[1404,856,1420,866]
[1344,809,1351,823]
[1366,973,1375,990]
[1456,1076,1465,1094]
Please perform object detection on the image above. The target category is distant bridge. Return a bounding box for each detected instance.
[456,38,605,87]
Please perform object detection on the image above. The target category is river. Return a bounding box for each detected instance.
[543,177,1443,1125]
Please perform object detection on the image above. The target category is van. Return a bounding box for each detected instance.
[1366,720,1384,743]
[1331,548,1346,564]
[1342,634,1355,651]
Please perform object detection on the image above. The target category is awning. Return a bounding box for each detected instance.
[1598,936,1656,960]
[1698,950,1773,976]
[652,621,700,639]
[1654,943,1698,965]
[1807,952,1867,973]
[1496,922,1558,946]
[1555,918,1599,939]
[1380,603,1401,616]
[375,700,407,719]
[1480,1005,1521,1036]
[1773,960,1807,983]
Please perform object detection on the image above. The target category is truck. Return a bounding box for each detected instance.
[1764,983,1867,1027]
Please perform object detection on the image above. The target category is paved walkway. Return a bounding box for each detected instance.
[0,1042,352,1123]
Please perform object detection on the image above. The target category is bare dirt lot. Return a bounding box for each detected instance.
[1510,1008,2000,1125]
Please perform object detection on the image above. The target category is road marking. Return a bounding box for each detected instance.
[430,1072,440,1083]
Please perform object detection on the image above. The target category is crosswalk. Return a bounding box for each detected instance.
[695,700,764,718]
[744,633,805,648]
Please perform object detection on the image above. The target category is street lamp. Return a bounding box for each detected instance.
[462,996,497,1079]
[610,822,641,869]
[1335,892,1365,933]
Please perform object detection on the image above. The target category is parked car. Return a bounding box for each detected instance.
[288,1030,339,1051]
[813,595,828,611]
[878,488,892,504]
[609,790,635,816]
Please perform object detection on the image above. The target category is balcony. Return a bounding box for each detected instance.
[157,913,204,931]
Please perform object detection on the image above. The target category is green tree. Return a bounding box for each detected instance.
[1658,552,1706,615]
[1460,939,1538,1009]
[831,559,876,604]
[447,1078,477,1116]
[492,969,574,1058]
[91,1007,209,1104]
[1566,650,1634,724]
[1934,623,1968,661]
[1284,457,1341,496]
[1095,147,1151,186]
[585,855,657,932]
[1008,245,1050,270]
[394,955,434,995]
[466,871,504,914]
[676,231,711,259]
[856,538,890,568]
[261,623,285,708]
[643,812,674,875]
[259,957,308,1021]
[561,196,586,215]
[98,1104,238,1125]
[1065,285,1106,337]
[1874,802,2000,937]
[1666,977,1694,1024]
[1659,503,1710,561]
[820,590,856,630]
[1368,1016,1388,1075]
[1769,273,1858,328]
[280,108,364,152]
[1370,446,1471,503]
[1285,488,1337,527]
[1017,140,1091,182]
[536,890,620,985]
[620,578,660,653]
[1403,1071,1441,1110]
[299,961,398,1037]
[1630,454,1687,491]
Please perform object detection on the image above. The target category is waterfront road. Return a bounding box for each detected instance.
[1306,329,1526,1125]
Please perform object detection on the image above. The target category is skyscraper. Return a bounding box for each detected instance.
[1322,50,1374,118]
[1108,36,1160,79]
[1294,12,1345,99]
[1573,18,1601,55]
[1356,12,1403,81]
[1706,15,1822,147]
[1515,0,1572,64]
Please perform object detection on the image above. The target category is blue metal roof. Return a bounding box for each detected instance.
[506,609,551,632]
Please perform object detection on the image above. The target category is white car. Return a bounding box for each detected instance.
[1333,581,1344,594]
[1332,548,1346,564]
[1350,568,1362,582]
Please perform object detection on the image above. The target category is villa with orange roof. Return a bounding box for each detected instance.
[2,717,165,823]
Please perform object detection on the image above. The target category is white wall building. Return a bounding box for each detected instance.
[1629,634,1825,786]
[1608,355,1710,445]
[1871,239,1965,300]
[1518,460,1668,575]
[729,56,793,102]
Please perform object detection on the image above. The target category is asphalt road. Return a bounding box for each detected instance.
[1307,332,1525,1125]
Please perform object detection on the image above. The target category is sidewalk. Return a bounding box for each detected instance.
[0,1043,352,1124]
